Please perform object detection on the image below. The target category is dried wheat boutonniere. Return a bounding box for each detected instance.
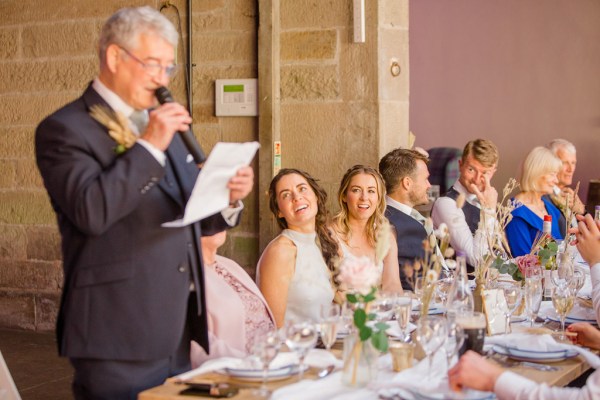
[89,105,137,154]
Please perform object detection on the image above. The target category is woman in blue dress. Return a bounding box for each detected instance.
[506,146,564,257]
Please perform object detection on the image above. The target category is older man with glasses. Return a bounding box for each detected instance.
[547,139,586,227]
[35,7,253,399]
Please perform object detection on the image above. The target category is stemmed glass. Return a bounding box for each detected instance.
[395,296,412,342]
[435,270,453,306]
[569,266,586,297]
[284,320,318,381]
[319,304,341,351]
[251,328,282,397]
[524,277,543,327]
[499,282,523,334]
[552,285,575,340]
[443,319,465,371]
[415,316,447,380]
[373,291,398,322]
[551,251,574,289]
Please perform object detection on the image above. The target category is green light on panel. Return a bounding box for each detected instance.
[223,85,244,93]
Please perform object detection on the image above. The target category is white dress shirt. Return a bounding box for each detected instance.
[431,181,496,267]
[592,262,600,325]
[495,368,600,399]
[92,79,242,226]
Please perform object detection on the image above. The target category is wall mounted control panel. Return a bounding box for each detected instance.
[215,79,258,116]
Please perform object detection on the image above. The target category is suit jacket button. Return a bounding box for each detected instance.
[178,264,187,273]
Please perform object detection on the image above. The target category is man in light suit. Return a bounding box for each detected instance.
[35,7,253,399]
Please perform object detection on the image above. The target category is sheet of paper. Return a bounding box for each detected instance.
[162,141,260,228]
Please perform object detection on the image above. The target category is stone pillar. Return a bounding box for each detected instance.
[257,0,410,250]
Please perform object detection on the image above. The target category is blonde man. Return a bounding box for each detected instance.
[431,139,499,268]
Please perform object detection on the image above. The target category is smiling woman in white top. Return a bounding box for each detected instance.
[332,165,403,295]
[257,169,339,327]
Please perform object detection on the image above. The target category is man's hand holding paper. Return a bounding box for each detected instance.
[163,141,260,227]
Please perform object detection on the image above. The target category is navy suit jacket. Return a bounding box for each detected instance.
[385,206,427,290]
[35,84,230,361]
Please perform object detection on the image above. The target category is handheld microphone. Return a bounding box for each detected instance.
[155,86,206,164]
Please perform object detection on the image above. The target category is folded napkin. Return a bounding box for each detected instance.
[384,322,416,339]
[173,349,342,382]
[485,333,600,369]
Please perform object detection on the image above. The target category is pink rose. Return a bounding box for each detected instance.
[337,256,380,295]
[515,254,540,277]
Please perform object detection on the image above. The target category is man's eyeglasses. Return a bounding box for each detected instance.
[120,47,179,78]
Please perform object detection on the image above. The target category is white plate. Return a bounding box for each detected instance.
[492,345,579,363]
[220,364,307,382]
[412,388,495,400]
[547,315,598,325]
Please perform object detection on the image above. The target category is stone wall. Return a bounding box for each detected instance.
[0,0,409,331]
[0,0,259,331]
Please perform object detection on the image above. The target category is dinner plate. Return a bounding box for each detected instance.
[492,344,579,363]
[412,388,496,400]
[547,315,598,325]
[220,364,307,382]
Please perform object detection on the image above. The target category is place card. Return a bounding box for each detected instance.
[483,289,508,335]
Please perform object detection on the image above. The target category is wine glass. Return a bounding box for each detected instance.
[569,266,586,297]
[414,276,424,297]
[435,271,453,305]
[551,251,574,289]
[373,291,398,322]
[443,319,465,371]
[284,320,318,380]
[552,285,575,340]
[319,303,341,351]
[415,316,447,380]
[499,282,523,334]
[395,296,412,342]
[524,277,543,327]
[251,328,282,397]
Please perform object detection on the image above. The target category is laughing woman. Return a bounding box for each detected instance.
[257,169,339,327]
[332,165,403,295]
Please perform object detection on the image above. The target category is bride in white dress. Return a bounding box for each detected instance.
[257,169,339,327]
[332,165,403,297]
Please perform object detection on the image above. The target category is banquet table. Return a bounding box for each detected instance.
[140,254,597,399]
[138,330,595,400]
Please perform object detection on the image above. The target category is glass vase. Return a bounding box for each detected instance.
[341,332,378,387]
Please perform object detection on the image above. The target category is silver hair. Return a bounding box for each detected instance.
[98,6,178,65]
[546,138,576,155]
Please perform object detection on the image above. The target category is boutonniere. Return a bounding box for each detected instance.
[89,105,136,154]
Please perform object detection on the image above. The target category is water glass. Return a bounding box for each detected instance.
[443,319,465,370]
[524,277,543,327]
[284,320,318,380]
[251,328,282,397]
[319,303,341,350]
[415,316,447,380]
[551,251,574,289]
[499,282,523,334]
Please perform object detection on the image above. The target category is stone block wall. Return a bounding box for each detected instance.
[0,0,258,331]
